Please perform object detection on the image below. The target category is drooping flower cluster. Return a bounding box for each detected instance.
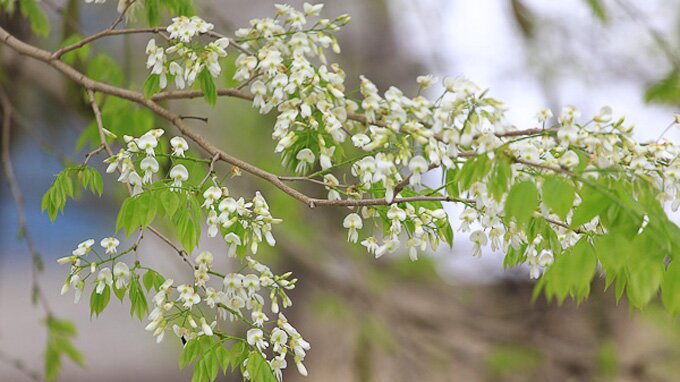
[203,187,282,256]
[58,235,308,380]
[145,16,229,90]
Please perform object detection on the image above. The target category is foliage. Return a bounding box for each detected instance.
[0,1,679,381]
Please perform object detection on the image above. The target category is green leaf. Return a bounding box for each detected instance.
[113,283,127,302]
[542,238,597,303]
[645,69,680,105]
[199,69,217,106]
[61,34,90,65]
[570,185,610,228]
[504,181,538,228]
[129,277,148,321]
[625,233,664,308]
[246,351,277,382]
[215,346,230,373]
[160,189,180,218]
[143,269,165,292]
[19,0,50,36]
[87,54,124,87]
[179,339,201,369]
[456,154,492,191]
[584,0,607,22]
[662,261,680,316]
[145,0,161,25]
[44,317,83,382]
[137,192,158,229]
[488,157,512,202]
[206,349,219,382]
[228,342,248,372]
[144,74,162,99]
[541,176,575,220]
[116,197,139,237]
[191,359,206,382]
[90,285,111,318]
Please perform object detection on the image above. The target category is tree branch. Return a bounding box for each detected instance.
[0,26,564,211]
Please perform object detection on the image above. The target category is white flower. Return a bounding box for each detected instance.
[195,251,213,268]
[243,274,260,294]
[170,164,189,190]
[95,267,113,294]
[351,133,371,148]
[246,328,268,351]
[168,62,185,89]
[408,155,429,186]
[170,136,188,157]
[252,310,268,327]
[536,108,553,123]
[199,317,214,337]
[224,233,242,257]
[127,171,144,196]
[270,355,287,382]
[136,134,158,156]
[303,2,324,16]
[100,237,120,254]
[202,186,222,208]
[343,213,363,243]
[140,156,159,184]
[294,356,308,376]
[113,262,130,289]
[416,74,437,88]
[470,230,488,257]
[73,239,95,257]
[223,273,243,296]
[443,75,477,96]
[559,150,579,168]
[594,105,613,123]
[177,284,201,308]
[271,327,288,353]
[295,148,315,174]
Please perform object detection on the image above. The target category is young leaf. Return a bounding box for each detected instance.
[19,0,50,36]
[662,261,680,316]
[199,69,217,106]
[542,176,575,220]
[504,181,538,228]
[144,74,162,99]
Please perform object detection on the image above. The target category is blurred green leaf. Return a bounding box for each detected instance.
[645,70,680,105]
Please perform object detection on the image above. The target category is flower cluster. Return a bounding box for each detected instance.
[228,4,350,176]
[343,203,449,261]
[57,237,124,303]
[57,234,307,380]
[145,16,229,90]
[204,189,282,256]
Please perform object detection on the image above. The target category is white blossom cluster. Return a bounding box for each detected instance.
[229,4,350,176]
[203,188,282,256]
[57,238,124,303]
[225,5,680,279]
[57,237,308,380]
[103,128,192,194]
[343,203,450,262]
[145,16,229,89]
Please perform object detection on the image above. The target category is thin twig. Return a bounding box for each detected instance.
[0,85,52,314]
[0,26,579,211]
[179,115,209,123]
[0,350,40,381]
[109,0,137,30]
[198,153,220,188]
[86,89,114,157]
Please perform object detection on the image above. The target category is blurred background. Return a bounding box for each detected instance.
[2,0,680,381]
